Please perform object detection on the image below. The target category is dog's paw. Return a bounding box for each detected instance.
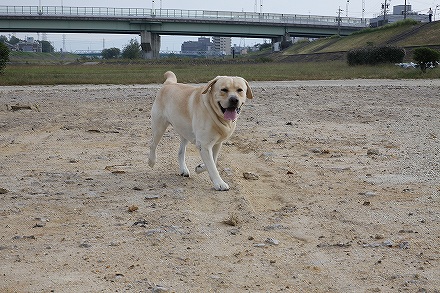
[195,163,207,174]
[214,180,230,191]
[180,168,190,177]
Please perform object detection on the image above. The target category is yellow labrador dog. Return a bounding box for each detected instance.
[148,71,253,191]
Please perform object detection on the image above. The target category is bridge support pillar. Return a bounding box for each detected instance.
[140,31,160,59]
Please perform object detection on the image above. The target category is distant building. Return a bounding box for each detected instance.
[17,37,42,52]
[370,5,429,27]
[212,36,231,55]
[181,37,213,55]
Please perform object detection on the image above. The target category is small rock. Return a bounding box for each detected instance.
[152,285,169,293]
[13,235,36,240]
[132,219,148,227]
[367,149,380,156]
[310,148,322,153]
[79,242,91,248]
[360,191,376,197]
[399,241,410,249]
[243,172,259,180]
[265,238,280,245]
[0,188,9,194]
[264,224,286,231]
[254,243,266,247]
[229,228,240,235]
[33,222,46,228]
[128,205,138,212]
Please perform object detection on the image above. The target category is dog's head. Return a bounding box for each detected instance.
[202,76,253,121]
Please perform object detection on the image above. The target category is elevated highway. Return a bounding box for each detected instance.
[0,5,369,59]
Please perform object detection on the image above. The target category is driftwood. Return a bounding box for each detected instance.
[10,105,32,111]
[8,104,40,112]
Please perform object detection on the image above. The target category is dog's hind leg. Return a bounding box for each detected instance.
[148,117,169,168]
[178,137,190,177]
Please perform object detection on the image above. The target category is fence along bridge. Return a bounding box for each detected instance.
[0,5,369,59]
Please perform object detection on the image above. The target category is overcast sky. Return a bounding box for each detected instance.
[2,0,437,52]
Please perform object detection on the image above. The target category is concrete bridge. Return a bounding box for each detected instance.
[0,5,369,59]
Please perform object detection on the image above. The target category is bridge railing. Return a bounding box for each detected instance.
[0,5,369,27]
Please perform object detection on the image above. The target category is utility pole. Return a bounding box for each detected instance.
[382,0,390,24]
[346,0,349,17]
[404,0,407,19]
[337,6,343,35]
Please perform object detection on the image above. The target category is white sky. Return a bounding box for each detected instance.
[1,0,437,52]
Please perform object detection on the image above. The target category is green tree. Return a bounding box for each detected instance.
[413,47,440,73]
[9,36,20,45]
[121,39,141,59]
[0,42,9,74]
[102,47,121,59]
[259,43,272,51]
[0,35,8,43]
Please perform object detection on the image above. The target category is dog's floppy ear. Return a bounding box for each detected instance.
[244,80,254,99]
[202,76,221,94]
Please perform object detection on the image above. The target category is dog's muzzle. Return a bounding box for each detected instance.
[218,101,242,121]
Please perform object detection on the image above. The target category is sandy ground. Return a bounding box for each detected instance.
[1,79,440,293]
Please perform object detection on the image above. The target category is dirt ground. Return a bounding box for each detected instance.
[1,79,439,293]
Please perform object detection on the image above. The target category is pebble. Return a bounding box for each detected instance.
[360,191,376,197]
[243,172,259,180]
[367,149,380,156]
[265,238,280,245]
[399,241,410,249]
[132,219,148,227]
[128,205,138,212]
[152,285,169,293]
[79,242,91,248]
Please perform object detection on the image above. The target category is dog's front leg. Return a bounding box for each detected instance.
[198,144,229,191]
[195,143,222,174]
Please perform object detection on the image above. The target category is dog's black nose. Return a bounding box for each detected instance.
[229,96,239,107]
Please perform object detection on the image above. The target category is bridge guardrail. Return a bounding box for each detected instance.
[0,5,369,27]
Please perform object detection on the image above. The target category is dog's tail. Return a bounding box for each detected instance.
[163,71,177,85]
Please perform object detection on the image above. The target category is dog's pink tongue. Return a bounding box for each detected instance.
[224,109,238,121]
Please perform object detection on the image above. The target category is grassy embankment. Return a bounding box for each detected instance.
[1,61,439,86]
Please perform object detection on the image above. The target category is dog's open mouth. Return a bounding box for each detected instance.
[219,103,241,121]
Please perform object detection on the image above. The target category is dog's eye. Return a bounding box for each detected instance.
[237,88,243,92]
[221,88,228,93]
